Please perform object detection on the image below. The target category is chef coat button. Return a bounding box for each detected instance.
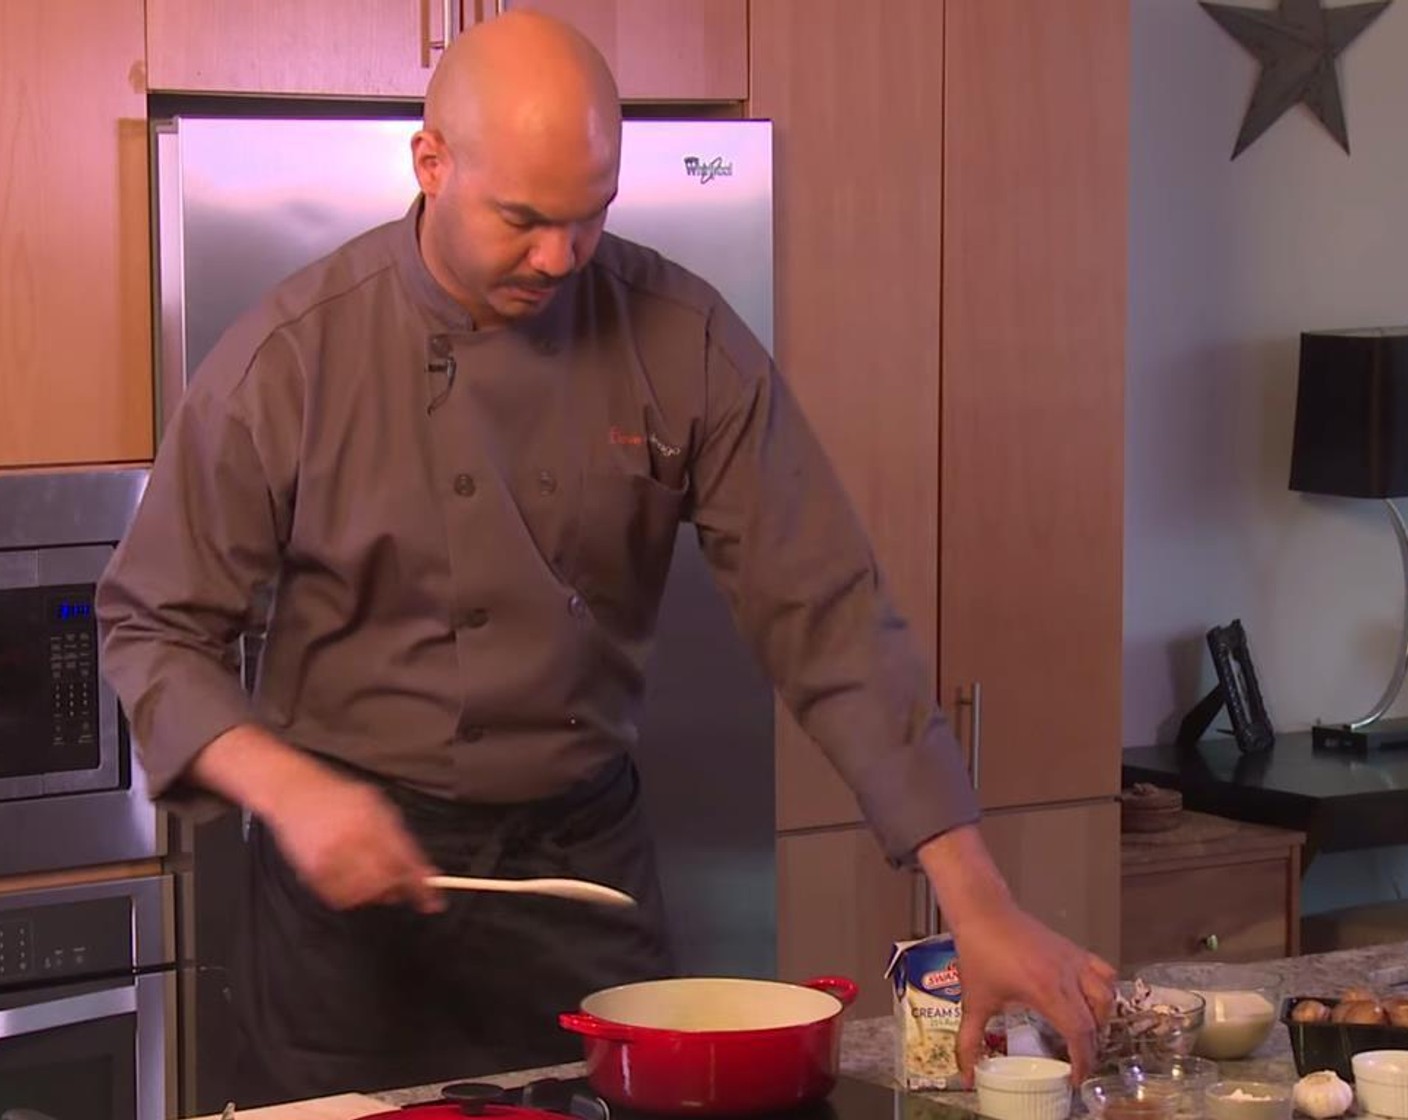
[453,473,476,497]
[537,469,557,495]
[568,594,587,619]
[459,726,485,743]
[464,608,489,629]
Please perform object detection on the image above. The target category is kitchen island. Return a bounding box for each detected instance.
[207,939,1408,1118]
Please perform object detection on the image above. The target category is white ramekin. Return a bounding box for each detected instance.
[976,1056,1074,1120]
[1353,1050,1408,1119]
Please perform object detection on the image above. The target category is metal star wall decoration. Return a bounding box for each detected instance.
[1201,0,1393,158]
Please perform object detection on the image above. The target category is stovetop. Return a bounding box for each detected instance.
[419,1076,979,1120]
[607,1076,976,1120]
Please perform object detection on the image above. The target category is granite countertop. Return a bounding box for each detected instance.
[374,940,1408,1110]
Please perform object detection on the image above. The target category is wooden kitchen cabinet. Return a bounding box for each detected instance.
[145,0,475,97]
[886,802,1124,968]
[1121,811,1304,971]
[755,0,1127,971]
[939,0,1128,811]
[0,0,153,468]
[777,825,917,1020]
[147,1,746,103]
[755,0,1128,827]
[750,0,946,833]
[980,801,1122,963]
[502,1,747,102]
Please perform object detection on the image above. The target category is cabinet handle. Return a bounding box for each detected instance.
[912,870,939,940]
[1198,933,1220,953]
[424,0,459,65]
[956,682,983,790]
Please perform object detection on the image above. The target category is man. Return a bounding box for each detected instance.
[97,10,1115,1105]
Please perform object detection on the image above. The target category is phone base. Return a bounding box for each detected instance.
[1313,718,1408,752]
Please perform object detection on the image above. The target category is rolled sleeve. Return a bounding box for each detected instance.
[688,303,980,865]
[97,334,296,818]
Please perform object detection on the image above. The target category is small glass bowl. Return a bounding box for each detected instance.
[1098,984,1206,1068]
[1204,1080,1291,1120]
[1140,963,1282,1061]
[1081,1075,1179,1120]
[1118,1055,1220,1119]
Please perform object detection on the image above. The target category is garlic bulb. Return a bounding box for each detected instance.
[1293,1071,1353,1119]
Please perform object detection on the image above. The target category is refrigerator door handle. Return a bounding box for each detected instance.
[0,983,136,1038]
[152,121,189,438]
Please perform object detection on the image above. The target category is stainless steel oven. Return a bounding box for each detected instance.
[0,875,175,1120]
[0,469,159,876]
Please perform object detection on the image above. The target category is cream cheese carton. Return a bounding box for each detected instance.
[886,933,963,1090]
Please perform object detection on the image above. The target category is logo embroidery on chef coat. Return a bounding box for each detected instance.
[608,426,645,447]
[608,426,682,458]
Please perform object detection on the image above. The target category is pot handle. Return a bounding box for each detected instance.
[804,975,859,1008]
[558,1011,642,1042]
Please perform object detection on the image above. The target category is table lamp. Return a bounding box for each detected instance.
[1289,326,1408,750]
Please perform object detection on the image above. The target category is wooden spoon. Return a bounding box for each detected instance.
[425,874,637,908]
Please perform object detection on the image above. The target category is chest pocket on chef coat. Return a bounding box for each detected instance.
[571,471,688,641]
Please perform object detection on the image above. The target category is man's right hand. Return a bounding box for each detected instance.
[264,765,446,912]
[190,724,445,914]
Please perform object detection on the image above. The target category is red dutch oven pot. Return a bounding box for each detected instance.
[558,975,859,1116]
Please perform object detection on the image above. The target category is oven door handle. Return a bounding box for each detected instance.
[0,983,136,1038]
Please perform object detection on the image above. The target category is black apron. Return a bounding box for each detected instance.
[231,755,675,1105]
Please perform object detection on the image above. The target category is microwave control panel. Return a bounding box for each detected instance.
[46,588,99,754]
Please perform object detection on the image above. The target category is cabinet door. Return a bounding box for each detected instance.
[978,800,1121,964]
[939,0,1128,809]
[1122,858,1295,970]
[503,1,747,102]
[0,0,152,467]
[777,825,917,1020]
[145,0,470,97]
[750,0,946,831]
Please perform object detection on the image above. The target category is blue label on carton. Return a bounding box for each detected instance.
[889,934,962,1002]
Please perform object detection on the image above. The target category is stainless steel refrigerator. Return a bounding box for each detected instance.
[150,115,777,1113]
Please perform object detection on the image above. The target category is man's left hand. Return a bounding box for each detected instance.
[949,896,1116,1084]
[916,824,1117,1086]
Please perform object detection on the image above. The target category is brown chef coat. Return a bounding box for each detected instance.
[96,199,978,864]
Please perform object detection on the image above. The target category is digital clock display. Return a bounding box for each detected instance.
[50,598,94,624]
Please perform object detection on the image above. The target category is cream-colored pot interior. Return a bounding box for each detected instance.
[581,978,841,1032]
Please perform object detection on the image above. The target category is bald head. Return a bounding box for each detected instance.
[425,11,621,173]
[411,11,623,327]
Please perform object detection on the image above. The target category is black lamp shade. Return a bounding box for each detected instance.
[1289,327,1408,499]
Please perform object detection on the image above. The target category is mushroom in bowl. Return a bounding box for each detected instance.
[1098,980,1206,1069]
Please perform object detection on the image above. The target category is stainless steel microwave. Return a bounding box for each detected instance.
[0,469,161,876]
[0,545,122,801]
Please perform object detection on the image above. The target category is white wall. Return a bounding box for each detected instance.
[1126,0,1408,748]
[1126,0,1408,914]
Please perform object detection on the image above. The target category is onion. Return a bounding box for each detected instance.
[1290,999,1331,1024]
[1331,999,1385,1025]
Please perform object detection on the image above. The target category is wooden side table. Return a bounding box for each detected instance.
[1121,810,1305,971]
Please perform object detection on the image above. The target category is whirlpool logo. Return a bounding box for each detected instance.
[683,155,734,184]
